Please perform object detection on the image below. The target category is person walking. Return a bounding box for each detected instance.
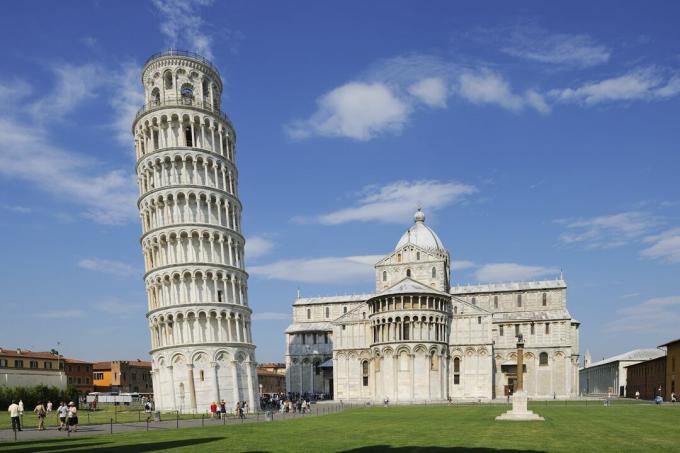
[34,402,47,431]
[220,400,226,419]
[242,401,247,416]
[210,401,217,419]
[46,401,53,414]
[57,402,68,431]
[18,399,24,424]
[8,400,21,431]
[67,402,78,432]
[671,392,676,403]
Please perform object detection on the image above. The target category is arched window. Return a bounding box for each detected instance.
[180,83,194,105]
[164,71,173,90]
[416,252,420,260]
[150,87,160,106]
[453,306,458,314]
[343,306,348,314]
[530,323,535,335]
[202,78,210,102]
[471,297,476,305]
[325,306,330,318]
[403,317,410,340]
[545,323,550,334]
[542,292,547,306]
[397,253,401,263]
[494,296,498,309]
[517,294,522,307]
[539,352,549,366]
[382,271,387,282]
[453,357,461,384]
[477,316,482,325]
[431,267,436,278]
[362,361,369,386]
[184,126,193,147]
[406,269,411,278]
[307,308,311,320]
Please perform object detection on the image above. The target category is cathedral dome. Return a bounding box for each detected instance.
[395,209,445,252]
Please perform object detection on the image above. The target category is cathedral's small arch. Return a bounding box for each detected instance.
[453,306,458,314]
[180,83,194,104]
[431,267,436,278]
[542,292,547,306]
[151,87,161,106]
[307,308,311,320]
[164,71,173,90]
[539,352,549,366]
[406,269,411,278]
[453,357,461,384]
[325,306,330,318]
[416,252,420,260]
[517,294,522,307]
[471,297,476,305]
[494,295,498,309]
[382,271,387,282]
[361,360,369,386]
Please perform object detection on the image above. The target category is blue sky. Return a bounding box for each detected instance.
[0,1,679,364]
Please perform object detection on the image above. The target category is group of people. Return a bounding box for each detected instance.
[7,400,78,432]
[209,400,248,419]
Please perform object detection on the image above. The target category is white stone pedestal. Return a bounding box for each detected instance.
[495,391,544,421]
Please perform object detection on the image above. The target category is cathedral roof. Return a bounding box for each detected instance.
[293,294,372,306]
[376,278,449,297]
[395,209,446,252]
[586,349,665,369]
[285,322,333,333]
[450,279,566,295]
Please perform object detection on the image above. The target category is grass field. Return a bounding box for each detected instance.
[2,403,679,452]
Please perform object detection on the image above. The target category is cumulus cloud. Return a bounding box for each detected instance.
[152,0,215,60]
[475,263,559,282]
[286,82,409,141]
[641,228,680,263]
[452,260,476,271]
[457,70,550,114]
[558,211,657,249]
[245,236,274,259]
[408,77,448,107]
[550,67,680,105]
[295,180,477,225]
[604,295,680,334]
[250,255,382,284]
[78,258,139,277]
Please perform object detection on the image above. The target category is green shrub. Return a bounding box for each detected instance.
[0,385,79,409]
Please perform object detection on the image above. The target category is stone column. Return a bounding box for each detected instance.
[211,362,220,404]
[166,365,176,411]
[231,361,240,404]
[393,355,398,402]
[187,364,197,411]
[410,354,415,401]
[245,360,256,412]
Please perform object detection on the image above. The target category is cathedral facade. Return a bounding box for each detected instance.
[285,210,580,401]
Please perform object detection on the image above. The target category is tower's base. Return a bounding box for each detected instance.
[495,391,544,421]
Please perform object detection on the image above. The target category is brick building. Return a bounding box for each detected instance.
[63,358,94,394]
[94,360,152,393]
[660,338,679,401]
[625,356,666,400]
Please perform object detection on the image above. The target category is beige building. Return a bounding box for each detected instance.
[285,210,580,401]
[579,349,664,397]
[0,348,66,389]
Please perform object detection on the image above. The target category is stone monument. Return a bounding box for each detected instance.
[496,334,544,421]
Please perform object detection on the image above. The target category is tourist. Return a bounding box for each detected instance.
[671,392,676,403]
[243,400,248,415]
[34,401,47,431]
[8,400,21,432]
[210,401,217,419]
[46,401,53,413]
[220,400,226,418]
[18,400,24,420]
[635,391,640,400]
[57,402,68,431]
[67,402,78,432]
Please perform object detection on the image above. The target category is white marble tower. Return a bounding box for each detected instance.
[133,50,258,413]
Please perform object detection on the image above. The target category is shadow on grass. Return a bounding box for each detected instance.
[339,447,545,453]
[0,436,225,453]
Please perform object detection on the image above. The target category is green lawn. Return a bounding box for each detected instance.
[2,403,679,452]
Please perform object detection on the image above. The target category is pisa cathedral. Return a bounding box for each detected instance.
[133,51,258,412]
[286,210,580,401]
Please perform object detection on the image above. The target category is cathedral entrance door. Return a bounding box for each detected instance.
[505,376,517,396]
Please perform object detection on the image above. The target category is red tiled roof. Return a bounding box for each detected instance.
[63,357,94,364]
[0,348,59,360]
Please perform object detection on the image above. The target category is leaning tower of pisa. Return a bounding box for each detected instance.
[133,50,258,413]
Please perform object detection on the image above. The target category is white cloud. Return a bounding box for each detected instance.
[38,309,86,319]
[252,312,292,321]
[558,211,657,249]
[501,28,611,67]
[457,70,550,114]
[641,228,680,263]
[408,77,448,108]
[29,64,105,120]
[550,67,680,105]
[452,260,476,271]
[250,255,382,284]
[475,263,559,282]
[109,63,144,146]
[78,258,139,277]
[604,296,680,334]
[2,204,31,214]
[0,78,32,105]
[286,82,409,141]
[245,236,274,259]
[296,180,477,225]
[152,0,216,60]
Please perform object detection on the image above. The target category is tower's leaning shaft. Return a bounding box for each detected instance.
[133,50,258,413]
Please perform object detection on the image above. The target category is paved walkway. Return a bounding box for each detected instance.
[0,404,347,444]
